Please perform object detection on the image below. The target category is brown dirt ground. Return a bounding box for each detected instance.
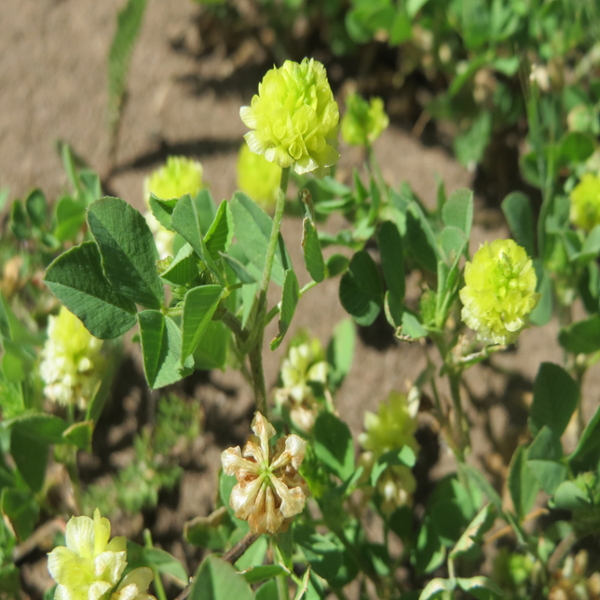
[3,2,600,599]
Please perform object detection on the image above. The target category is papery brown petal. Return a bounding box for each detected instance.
[221,447,259,477]
[251,412,276,462]
[230,477,262,520]
[270,476,307,519]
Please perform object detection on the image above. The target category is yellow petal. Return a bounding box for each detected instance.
[65,515,95,559]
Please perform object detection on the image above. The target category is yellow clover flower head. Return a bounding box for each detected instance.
[40,306,105,409]
[146,156,204,201]
[240,58,340,176]
[47,508,155,600]
[341,93,389,147]
[359,392,420,459]
[569,173,600,232]
[358,392,419,514]
[143,156,204,258]
[237,141,282,212]
[460,239,539,345]
[221,412,309,534]
[274,335,329,434]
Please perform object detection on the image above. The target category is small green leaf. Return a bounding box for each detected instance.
[419,577,456,600]
[271,270,299,350]
[230,192,290,287]
[107,0,148,134]
[326,254,349,278]
[370,447,416,487]
[160,244,198,286]
[327,319,355,392]
[302,218,326,283]
[189,554,254,600]
[181,285,223,361]
[149,195,178,230]
[456,576,502,600]
[10,200,29,240]
[242,565,287,584]
[339,250,383,326]
[529,260,552,326]
[219,252,257,284]
[171,194,222,280]
[63,421,94,452]
[569,403,600,473]
[559,315,600,354]
[1,488,39,541]
[55,197,86,242]
[314,412,354,480]
[508,445,539,520]
[406,203,438,272]
[559,131,595,165]
[529,362,579,438]
[378,221,405,305]
[399,311,427,340]
[138,311,194,389]
[44,241,138,339]
[87,197,163,309]
[459,463,503,512]
[193,320,230,371]
[527,426,567,495]
[144,547,188,586]
[205,201,234,261]
[25,189,47,227]
[295,525,344,581]
[441,188,473,240]
[553,481,592,511]
[449,504,495,560]
[501,192,535,257]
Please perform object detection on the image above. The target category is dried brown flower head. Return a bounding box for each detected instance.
[221,412,309,534]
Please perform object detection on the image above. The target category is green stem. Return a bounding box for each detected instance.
[260,167,291,297]
[246,167,291,416]
[271,538,291,600]
[220,309,248,342]
[143,529,167,600]
[448,371,467,463]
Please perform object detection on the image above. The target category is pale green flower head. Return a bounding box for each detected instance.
[146,156,204,201]
[47,509,155,600]
[459,239,539,345]
[275,334,329,433]
[570,173,600,232]
[237,141,282,211]
[341,93,389,147]
[240,58,340,176]
[358,392,419,459]
[40,306,105,409]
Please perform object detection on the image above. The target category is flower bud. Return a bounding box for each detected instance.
[274,335,329,433]
[240,58,340,176]
[358,392,419,459]
[221,412,309,534]
[570,173,600,232]
[341,93,389,147]
[47,509,155,600]
[237,141,282,212]
[146,156,204,201]
[459,239,539,345]
[40,307,105,409]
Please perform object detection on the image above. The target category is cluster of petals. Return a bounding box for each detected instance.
[47,509,155,600]
[40,306,105,409]
[341,93,389,147]
[459,239,539,345]
[569,172,600,232]
[221,412,309,534]
[358,392,419,514]
[274,338,329,433]
[240,58,340,175]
